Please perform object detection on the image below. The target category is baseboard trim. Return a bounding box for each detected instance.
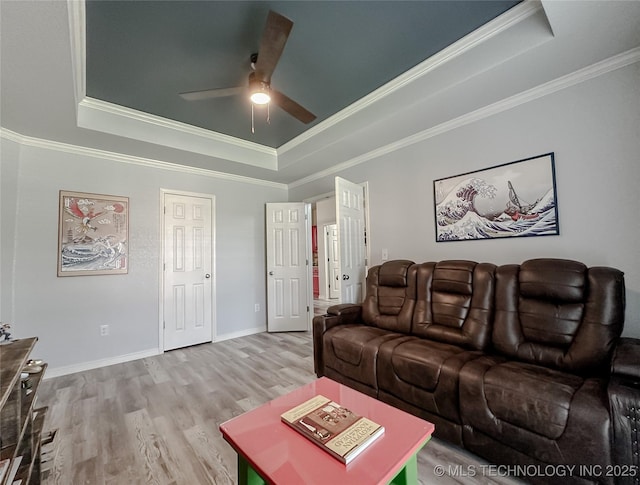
[215,326,266,343]
[44,348,161,379]
[44,327,269,378]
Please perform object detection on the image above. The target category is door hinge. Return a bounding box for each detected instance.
[307,306,310,312]
[163,321,166,329]
[306,259,309,266]
[163,263,166,271]
[163,206,166,214]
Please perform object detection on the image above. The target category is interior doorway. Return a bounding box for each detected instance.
[308,178,370,316]
[310,197,338,315]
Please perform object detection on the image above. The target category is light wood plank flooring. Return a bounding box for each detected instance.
[38,331,522,485]
[314,298,336,315]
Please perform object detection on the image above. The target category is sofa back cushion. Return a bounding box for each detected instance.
[411,260,496,350]
[493,259,625,374]
[362,260,417,333]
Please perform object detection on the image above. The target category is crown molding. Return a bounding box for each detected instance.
[0,128,287,190]
[81,98,273,154]
[277,0,544,157]
[77,97,278,170]
[0,129,23,145]
[288,46,640,189]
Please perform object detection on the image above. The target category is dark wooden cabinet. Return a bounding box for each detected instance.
[0,338,47,485]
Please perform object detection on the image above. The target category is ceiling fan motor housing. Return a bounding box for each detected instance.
[249,72,271,104]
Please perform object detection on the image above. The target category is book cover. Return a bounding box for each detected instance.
[281,394,384,464]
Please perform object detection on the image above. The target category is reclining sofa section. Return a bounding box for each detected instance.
[313,259,636,485]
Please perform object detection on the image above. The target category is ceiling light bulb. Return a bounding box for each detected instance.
[250,91,271,105]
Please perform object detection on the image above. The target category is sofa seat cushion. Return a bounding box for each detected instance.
[377,337,481,423]
[323,325,403,389]
[460,355,612,465]
[483,361,584,439]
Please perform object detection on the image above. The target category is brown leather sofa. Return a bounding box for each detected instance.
[313,259,639,484]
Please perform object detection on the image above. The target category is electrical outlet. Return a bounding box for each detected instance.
[100,324,109,336]
[255,303,260,312]
[381,248,389,261]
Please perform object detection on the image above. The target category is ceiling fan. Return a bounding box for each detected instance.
[179,10,316,126]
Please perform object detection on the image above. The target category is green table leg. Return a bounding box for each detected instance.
[388,453,418,485]
[388,436,431,485]
[237,455,266,485]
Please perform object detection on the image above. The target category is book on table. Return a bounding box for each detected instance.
[280,394,384,464]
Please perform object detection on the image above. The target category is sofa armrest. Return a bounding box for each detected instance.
[312,304,363,377]
[608,338,640,481]
[611,337,640,382]
[326,303,362,322]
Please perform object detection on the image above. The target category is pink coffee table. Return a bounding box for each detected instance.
[220,377,435,485]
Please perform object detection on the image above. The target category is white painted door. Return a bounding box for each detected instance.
[266,203,311,332]
[335,177,367,304]
[163,192,214,350]
[326,224,340,299]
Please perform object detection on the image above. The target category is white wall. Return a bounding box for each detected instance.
[290,63,640,338]
[0,138,20,321]
[5,143,286,371]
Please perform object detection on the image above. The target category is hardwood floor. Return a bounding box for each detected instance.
[38,331,522,485]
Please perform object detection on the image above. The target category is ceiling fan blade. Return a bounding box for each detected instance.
[254,10,293,83]
[271,89,316,124]
[179,86,244,101]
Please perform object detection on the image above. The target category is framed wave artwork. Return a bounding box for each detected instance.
[433,153,559,242]
[57,190,129,276]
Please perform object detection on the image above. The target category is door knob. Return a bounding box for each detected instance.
[205,274,211,278]
[269,271,274,276]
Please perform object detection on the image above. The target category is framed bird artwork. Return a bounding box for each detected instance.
[57,190,129,276]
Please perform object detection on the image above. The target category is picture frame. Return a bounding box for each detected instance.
[433,153,559,242]
[57,190,129,276]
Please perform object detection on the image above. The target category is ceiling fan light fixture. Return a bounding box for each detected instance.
[250,81,271,105]
[250,91,271,105]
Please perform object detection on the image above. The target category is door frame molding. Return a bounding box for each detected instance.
[362,181,371,271]
[323,223,340,300]
[159,188,217,352]
[304,202,313,329]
